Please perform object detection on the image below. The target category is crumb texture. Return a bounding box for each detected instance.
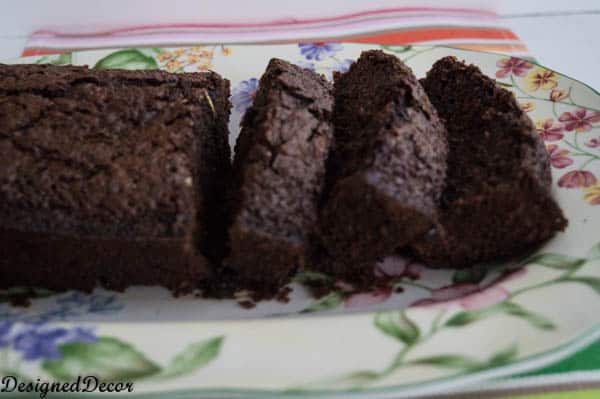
[413,56,567,267]
[224,58,334,289]
[319,50,448,281]
[0,63,232,292]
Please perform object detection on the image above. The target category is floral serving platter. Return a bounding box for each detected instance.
[1,44,600,398]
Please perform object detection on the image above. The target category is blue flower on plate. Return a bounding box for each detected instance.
[332,58,354,74]
[299,43,343,61]
[0,321,12,347]
[56,291,123,315]
[231,78,259,113]
[12,325,97,361]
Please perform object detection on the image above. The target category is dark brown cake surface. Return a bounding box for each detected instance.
[413,56,567,267]
[223,58,334,290]
[0,63,231,292]
[319,50,447,281]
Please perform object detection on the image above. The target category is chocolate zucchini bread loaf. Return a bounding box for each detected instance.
[319,50,447,281]
[224,58,334,290]
[0,63,231,293]
[413,56,567,267]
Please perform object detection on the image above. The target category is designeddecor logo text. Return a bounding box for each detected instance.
[1,376,134,398]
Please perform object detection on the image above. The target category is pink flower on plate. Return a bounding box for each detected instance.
[558,170,598,188]
[536,119,564,142]
[411,268,526,310]
[375,256,424,279]
[550,89,569,102]
[344,288,392,308]
[558,108,600,133]
[585,138,600,148]
[495,57,533,78]
[546,144,573,168]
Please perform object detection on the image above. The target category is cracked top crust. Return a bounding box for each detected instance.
[229,58,334,242]
[0,63,230,239]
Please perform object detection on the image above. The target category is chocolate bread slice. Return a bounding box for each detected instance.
[413,56,567,267]
[224,58,334,290]
[319,50,447,281]
[0,63,231,293]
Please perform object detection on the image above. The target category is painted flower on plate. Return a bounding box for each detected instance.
[12,326,97,361]
[558,108,600,132]
[411,268,526,310]
[586,138,600,148]
[495,57,533,78]
[550,88,569,102]
[584,182,600,205]
[536,119,564,141]
[344,288,392,308]
[520,102,536,113]
[374,257,423,280]
[332,58,354,74]
[546,144,573,168]
[524,67,559,91]
[231,78,259,113]
[298,43,343,61]
[0,321,12,347]
[558,170,597,188]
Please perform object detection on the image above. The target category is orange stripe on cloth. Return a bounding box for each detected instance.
[448,43,529,52]
[21,48,62,57]
[349,27,519,45]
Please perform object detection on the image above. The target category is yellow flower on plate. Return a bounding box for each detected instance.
[197,61,212,71]
[524,67,559,91]
[221,46,232,56]
[173,49,186,57]
[584,182,600,205]
[520,101,536,112]
[158,52,172,62]
[165,60,182,72]
[190,46,205,52]
[187,55,200,64]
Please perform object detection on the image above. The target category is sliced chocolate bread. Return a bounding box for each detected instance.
[319,50,448,281]
[413,56,567,267]
[224,59,334,290]
[0,63,231,293]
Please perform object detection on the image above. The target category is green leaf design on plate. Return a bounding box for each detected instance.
[487,344,518,368]
[587,242,600,260]
[413,354,482,370]
[35,53,72,66]
[293,270,332,284]
[94,49,159,70]
[527,253,586,270]
[452,267,487,284]
[374,311,419,345]
[136,48,164,57]
[562,277,600,295]
[381,45,413,53]
[159,336,224,379]
[499,302,556,330]
[42,337,161,381]
[444,311,482,327]
[301,291,342,313]
[53,53,73,65]
[445,302,554,330]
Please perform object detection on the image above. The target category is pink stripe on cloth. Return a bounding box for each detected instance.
[31,7,498,35]
[23,6,527,56]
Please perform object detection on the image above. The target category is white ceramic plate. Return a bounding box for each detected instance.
[1,44,600,398]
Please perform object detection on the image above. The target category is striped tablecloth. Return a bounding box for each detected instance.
[19,5,600,398]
